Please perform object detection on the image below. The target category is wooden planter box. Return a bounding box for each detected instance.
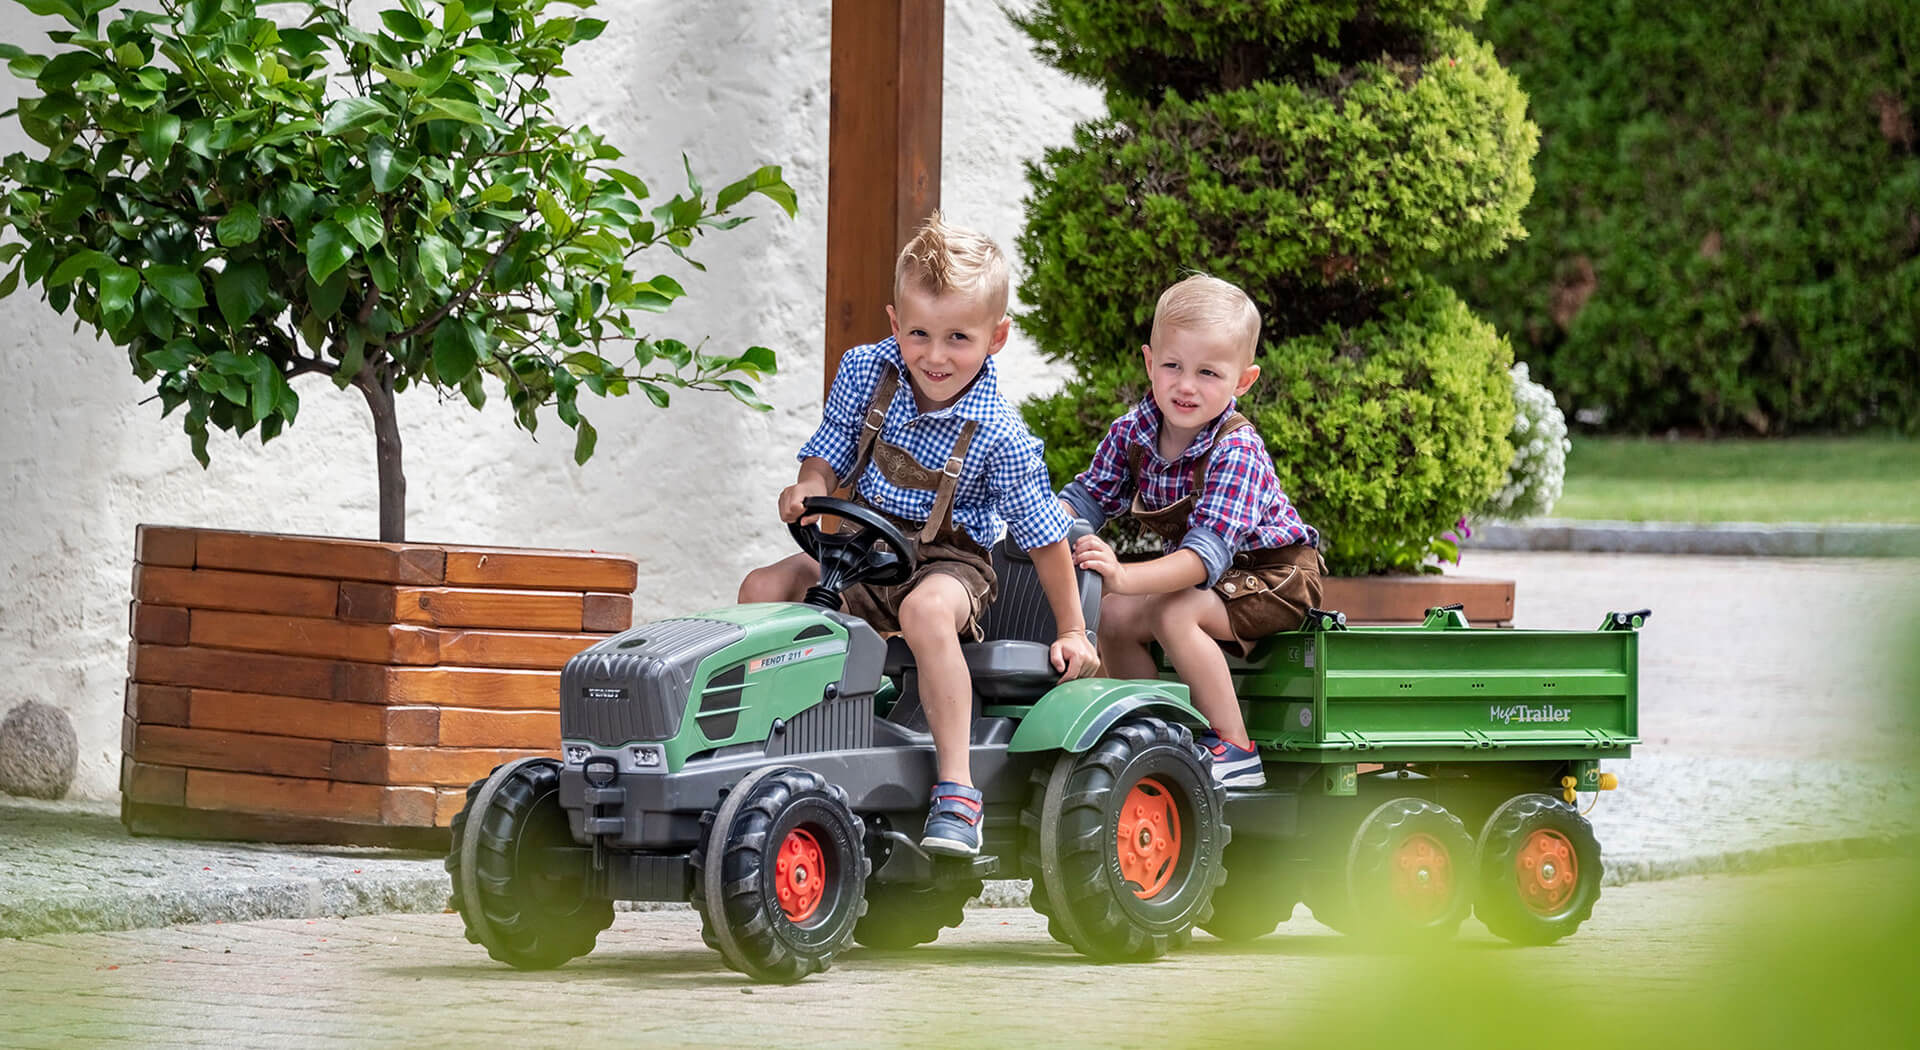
[1321,574,1515,627]
[119,525,637,848]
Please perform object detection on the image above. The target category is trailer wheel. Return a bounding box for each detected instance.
[1474,793,1602,945]
[1022,717,1228,962]
[1344,797,1477,944]
[853,876,984,949]
[1199,840,1299,942]
[690,765,869,982]
[446,757,613,970]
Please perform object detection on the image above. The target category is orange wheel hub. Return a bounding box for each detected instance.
[1390,832,1453,921]
[774,827,827,923]
[1514,828,1578,915]
[1115,777,1182,899]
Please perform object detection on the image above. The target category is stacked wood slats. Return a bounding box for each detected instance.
[120,525,636,847]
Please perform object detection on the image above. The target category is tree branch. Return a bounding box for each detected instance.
[390,226,520,342]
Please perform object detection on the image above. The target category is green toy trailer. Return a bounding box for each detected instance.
[447,499,1642,981]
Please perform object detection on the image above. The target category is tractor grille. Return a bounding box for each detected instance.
[560,618,744,746]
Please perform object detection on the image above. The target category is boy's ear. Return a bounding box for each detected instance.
[1140,343,1153,370]
[987,315,1011,355]
[886,304,899,340]
[1234,362,1262,396]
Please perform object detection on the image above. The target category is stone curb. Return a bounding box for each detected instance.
[8,832,1914,940]
[1464,520,1920,558]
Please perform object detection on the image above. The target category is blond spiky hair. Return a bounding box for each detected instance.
[1150,274,1262,362]
[893,211,1011,318]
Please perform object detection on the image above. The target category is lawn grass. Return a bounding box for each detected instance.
[1552,437,1920,524]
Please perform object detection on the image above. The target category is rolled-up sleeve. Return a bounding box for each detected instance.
[796,348,879,478]
[1062,421,1133,528]
[993,432,1074,550]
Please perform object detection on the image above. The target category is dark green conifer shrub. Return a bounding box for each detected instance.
[1016,0,1532,574]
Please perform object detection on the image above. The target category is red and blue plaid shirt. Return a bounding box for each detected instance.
[1060,398,1318,587]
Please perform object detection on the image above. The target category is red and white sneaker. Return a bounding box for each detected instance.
[1199,731,1266,789]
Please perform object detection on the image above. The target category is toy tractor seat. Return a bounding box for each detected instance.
[882,521,1102,702]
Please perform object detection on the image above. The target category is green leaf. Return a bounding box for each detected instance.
[49,249,111,285]
[572,417,597,464]
[334,204,383,248]
[307,268,348,318]
[321,97,392,135]
[419,96,486,125]
[638,380,670,408]
[304,221,355,284]
[477,181,514,204]
[535,188,571,235]
[145,265,207,310]
[141,343,194,372]
[372,63,428,89]
[432,317,478,384]
[366,137,419,193]
[714,164,796,218]
[216,203,261,246]
[99,264,137,321]
[214,260,270,327]
[379,10,430,41]
[17,0,81,24]
[739,345,778,375]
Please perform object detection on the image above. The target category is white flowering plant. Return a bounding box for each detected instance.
[1477,362,1572,522]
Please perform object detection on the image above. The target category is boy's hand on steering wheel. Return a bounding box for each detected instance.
[778,479,830,524]
[1050,629,1101,681]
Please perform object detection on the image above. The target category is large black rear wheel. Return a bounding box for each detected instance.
[1474,793,1602,945]
[691,765,869,982]
[446,757,613,970]
[1022,717,1228,962]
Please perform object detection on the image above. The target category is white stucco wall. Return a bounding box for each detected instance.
[0,3,1101,799]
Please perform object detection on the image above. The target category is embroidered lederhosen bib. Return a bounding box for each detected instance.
[1127,413,1324,650]
[830,364,998,635]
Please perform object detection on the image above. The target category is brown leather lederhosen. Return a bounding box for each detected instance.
[1129,413,1325,657]
[830,365,997,639]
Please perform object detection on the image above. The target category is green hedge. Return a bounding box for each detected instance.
[1449,0,1920,435]
[1015,1,1530,574]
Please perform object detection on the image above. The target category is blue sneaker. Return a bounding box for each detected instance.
[921,781,984,856]
[1199,731,1266,789]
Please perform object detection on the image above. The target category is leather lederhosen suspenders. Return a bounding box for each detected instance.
[1128,412,1254,545]
[835,364,978,546]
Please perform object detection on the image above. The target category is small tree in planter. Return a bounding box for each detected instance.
[1014,0,1533,576]
[0,0,794,541]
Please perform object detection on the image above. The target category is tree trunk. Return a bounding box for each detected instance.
[353,365,407,543]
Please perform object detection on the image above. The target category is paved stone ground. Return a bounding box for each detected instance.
[2,551,1915,940]
[1,859,1913,1049]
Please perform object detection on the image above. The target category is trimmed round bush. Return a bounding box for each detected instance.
[1449,0,1920,435]
[1016,1,1532,573]
[1019,28,1535,374]
[1478,362,1571,522]
[1014,0,1486,100]
[1029,280,1514,575]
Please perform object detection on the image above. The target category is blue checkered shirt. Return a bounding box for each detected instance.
[798,338,1072,551]
[1060,397,1319,588]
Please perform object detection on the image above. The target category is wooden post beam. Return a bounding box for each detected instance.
[824,0,944,394]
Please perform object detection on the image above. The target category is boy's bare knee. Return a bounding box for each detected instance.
[897,576,968,640]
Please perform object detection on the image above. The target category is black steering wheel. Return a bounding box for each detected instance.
[788,496,918,608]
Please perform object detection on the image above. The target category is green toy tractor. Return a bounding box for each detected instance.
[447,497,1643,981]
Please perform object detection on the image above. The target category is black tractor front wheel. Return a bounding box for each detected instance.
[446,757,613,970]
[1022,717,1228,962]
[691,766,869,982]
